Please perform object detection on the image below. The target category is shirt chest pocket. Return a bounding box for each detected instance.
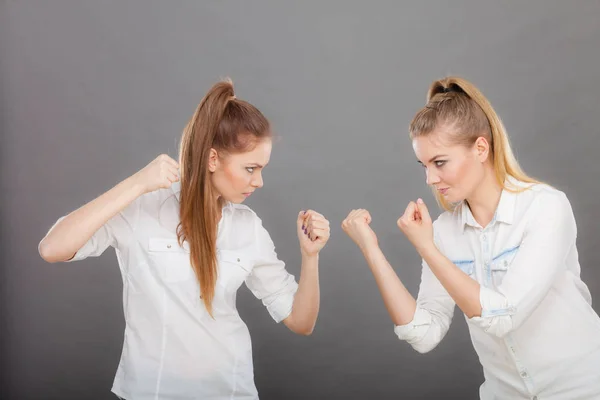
[147,237,194,283]
[217,250,253,293]
[490,245,520,287]
[452,259,475,277]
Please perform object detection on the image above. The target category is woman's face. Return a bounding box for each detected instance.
[412,124,490,203]
[209,138,272,203]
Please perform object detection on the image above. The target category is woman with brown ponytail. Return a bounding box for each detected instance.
[39,79,330,400]
[342,76,600,399]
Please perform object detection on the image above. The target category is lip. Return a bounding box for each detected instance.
[242,192,253,197]
[437,187,449,195]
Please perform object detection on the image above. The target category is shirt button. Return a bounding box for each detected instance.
[167,244,172,249]
[503,260,508,267]
[510,346,516,353]
[521,371,528,378]
[237,258,240,262]
[532,397,538,400]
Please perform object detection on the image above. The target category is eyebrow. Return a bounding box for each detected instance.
[417,154,448,164]
[247,163,265,168]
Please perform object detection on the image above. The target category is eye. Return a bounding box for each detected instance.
[245,167,255,173]
[434,160,447,167]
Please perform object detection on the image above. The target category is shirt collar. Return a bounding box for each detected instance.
[459,178,518,232]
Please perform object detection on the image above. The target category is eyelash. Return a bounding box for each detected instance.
[420,161,447,169]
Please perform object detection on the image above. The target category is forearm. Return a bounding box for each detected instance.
[287,254,320,335]
[419,244,481,318]
[39,175,145,263]
[362,245,417,326]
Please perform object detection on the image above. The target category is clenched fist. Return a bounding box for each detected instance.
[133,154,180,194]
[341,209,378,251]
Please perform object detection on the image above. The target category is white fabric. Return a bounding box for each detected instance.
[395,179,600,399]
[45,181,298,399]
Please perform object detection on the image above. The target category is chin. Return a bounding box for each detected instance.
[440,191,462,204]
[449,194,467,204]
[225,195,246,204]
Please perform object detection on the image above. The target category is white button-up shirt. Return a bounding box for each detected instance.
[395,180,600,399]
[49,182,299,399]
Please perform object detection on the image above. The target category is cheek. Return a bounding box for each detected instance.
[443,159,472,185]
[223,167,249,189]
[455,158,482,186]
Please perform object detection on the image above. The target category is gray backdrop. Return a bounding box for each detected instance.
[2,1,600,399]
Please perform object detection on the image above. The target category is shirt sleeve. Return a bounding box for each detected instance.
[40,198,139,262]
[469,190,577,338]
[245,215,299,323]
[394,221,456,353]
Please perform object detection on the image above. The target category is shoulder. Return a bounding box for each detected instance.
[515,182,572,216]
[507,180,576,237]
[226,203,265,233]
[432,206,462,234]
[228,202,259,221]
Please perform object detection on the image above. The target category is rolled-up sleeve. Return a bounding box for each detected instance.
[469,191,576,338]
[38,215,116,262]
[395,224,456,353]
[245,216,299,323]
[68,221,116,262]
[41,198,138,263]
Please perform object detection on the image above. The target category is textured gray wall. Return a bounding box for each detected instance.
[1,1,599,399]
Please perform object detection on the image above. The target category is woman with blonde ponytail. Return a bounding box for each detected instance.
[343,76,600,399]
[39,79,330,399]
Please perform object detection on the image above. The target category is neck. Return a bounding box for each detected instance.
[465,168,502,228]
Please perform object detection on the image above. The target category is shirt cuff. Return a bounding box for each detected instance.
[394,307,432,342]
[264,280,299,323]
[469,286,515,335]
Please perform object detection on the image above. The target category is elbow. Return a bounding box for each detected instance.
[294,324,315,336]
[410,341,438,354]
[286,316,316,336]
[465,303,484,320]
[38,240,56,263]
[38,239,67,263]
[414,347,433,355]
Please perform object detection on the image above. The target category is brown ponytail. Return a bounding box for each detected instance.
[177,78,270,315]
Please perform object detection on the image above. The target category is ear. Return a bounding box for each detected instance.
[208,148,219,172]
[473,136,491,163]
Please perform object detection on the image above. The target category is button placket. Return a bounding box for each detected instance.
[481,232,493,287]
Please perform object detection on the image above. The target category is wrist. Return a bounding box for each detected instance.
[126,174,148,196]
[416,241,438,258]
[300,251,319,263]
[122,174,148,198]
[361,243,382,262]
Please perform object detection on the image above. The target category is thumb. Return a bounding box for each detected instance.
[416,198,432,223]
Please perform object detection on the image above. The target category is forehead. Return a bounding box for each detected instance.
[226,139,272,164]
[412,126,463,160]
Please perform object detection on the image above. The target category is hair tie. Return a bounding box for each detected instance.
[441,85,464,94]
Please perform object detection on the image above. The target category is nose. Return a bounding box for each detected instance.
[425,167,441,186]
[251,171,264,188]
